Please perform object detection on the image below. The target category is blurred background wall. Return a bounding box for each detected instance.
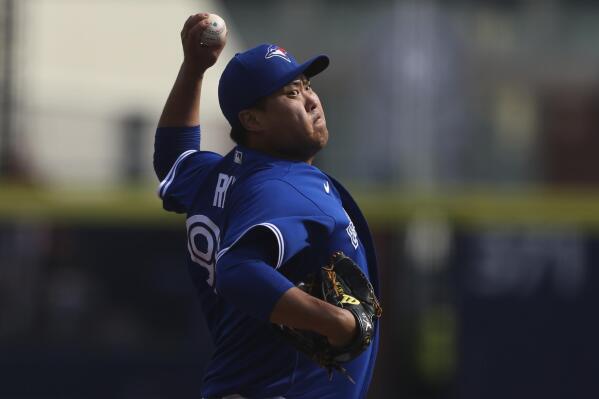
[1,0,599,398]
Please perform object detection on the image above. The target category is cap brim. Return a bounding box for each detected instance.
[302,55,329,78]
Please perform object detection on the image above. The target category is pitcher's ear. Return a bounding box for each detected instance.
[238,109,263,132]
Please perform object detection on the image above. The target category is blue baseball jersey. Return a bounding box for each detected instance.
[158,145,380,399]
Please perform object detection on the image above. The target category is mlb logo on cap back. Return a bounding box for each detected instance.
[218,43,329,130]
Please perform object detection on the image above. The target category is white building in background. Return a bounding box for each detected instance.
[17,0,239,186]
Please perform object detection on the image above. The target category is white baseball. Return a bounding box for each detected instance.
[200,14,227,47]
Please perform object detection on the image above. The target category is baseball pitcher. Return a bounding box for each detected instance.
[154,13,381,399]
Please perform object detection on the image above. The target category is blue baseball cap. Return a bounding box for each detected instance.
[218,44,329,130]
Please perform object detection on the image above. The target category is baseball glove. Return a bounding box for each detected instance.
[274,251,382,382]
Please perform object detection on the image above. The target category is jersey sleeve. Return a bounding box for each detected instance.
[216,178,335,270]
[215,228,295,321]
[157,149,222,214]
[154,126,202,181]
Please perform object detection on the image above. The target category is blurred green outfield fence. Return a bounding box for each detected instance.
[2,184,599,227]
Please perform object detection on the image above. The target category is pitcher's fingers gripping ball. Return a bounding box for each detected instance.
[274,252,383,382]
[199,13,227,47]
[179,13,226,72]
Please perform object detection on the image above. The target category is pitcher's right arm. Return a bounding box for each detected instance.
[154,13,227,180]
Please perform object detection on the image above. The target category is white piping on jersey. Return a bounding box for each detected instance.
[157,149,198,198]
[216,222,284,269]
[261,223,284,268]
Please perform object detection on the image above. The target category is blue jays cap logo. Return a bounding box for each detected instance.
[265,45,291,63]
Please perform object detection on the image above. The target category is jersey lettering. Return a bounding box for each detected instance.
[186,214,220,287]
[213,173,235,208]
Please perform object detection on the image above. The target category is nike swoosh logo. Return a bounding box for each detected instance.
[324,181,330,193]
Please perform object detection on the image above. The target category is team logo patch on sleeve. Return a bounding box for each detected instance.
[344,210,359,250]
[265,45,291,63]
